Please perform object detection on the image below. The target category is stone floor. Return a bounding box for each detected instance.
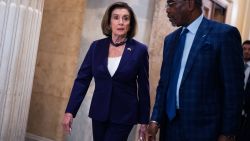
[25,138,36,141]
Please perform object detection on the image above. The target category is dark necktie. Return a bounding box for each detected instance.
[166,28,189,121]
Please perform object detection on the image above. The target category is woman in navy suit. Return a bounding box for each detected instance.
[62,2,150,141]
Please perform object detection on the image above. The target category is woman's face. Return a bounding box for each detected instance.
[110,8,130,37]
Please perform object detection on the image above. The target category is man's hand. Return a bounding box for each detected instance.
[62,113,73,134]
[218,135,236,141]
[147,121,159,141]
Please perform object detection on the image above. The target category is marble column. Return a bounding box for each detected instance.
[229,0,250,40]
[240,0,250,40]
[26,0,86,140]
[0,0,44,141]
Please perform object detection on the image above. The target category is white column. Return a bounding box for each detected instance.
[0,0,44,141]
[242,0,250,40]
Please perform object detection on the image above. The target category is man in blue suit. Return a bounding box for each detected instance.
[147,0,244,141]
[237,40,250,141]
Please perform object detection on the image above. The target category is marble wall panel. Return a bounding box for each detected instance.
[31,52,78,98]
[148,0,176,105]
[44,0,84,12]
[38,11,83,55]
[27,92,68,141]
[26,0,86,141]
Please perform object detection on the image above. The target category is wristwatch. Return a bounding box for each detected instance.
[149,120,160,127]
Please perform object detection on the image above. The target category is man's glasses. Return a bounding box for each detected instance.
[165,0,187,8]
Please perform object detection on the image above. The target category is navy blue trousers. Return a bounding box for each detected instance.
[159,111,185,141]
[164,114,185,141]
[92,119,133,141]
[237,115,250,141]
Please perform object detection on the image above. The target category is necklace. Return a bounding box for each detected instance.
[110,38,127,47]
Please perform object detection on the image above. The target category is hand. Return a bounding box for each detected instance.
[62,113,73,134]
[138,124,147,141]
[147,122,159,141]
[218,135,236,141]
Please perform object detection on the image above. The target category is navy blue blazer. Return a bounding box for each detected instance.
[65,38,150,125]
[151,17,244,141]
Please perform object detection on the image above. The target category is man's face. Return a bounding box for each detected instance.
[165,0,190,27]
[243,43,250,61]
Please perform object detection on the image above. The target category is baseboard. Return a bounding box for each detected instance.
[25,133,54,141]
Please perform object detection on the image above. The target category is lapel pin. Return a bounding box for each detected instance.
[127,48,132,51]
[202,34,206,37]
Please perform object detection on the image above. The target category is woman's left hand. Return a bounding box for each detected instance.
[138,124,147,141]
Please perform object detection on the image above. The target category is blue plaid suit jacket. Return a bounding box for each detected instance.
[151,17,244,141]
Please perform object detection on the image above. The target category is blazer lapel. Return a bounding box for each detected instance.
[96,38,111,77]
[113,39,134,77]
[181,18,212,84]
[154,28,182,92]
[165,29,183,80]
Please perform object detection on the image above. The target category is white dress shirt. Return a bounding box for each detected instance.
[108,56,121,77]
[244,61,250,89]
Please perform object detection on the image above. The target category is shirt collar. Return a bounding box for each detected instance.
[246,61,250,66]
[185,14,203,34]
